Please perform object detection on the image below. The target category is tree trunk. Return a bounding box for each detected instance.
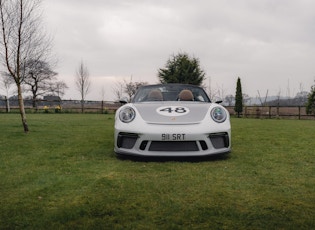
[32,95,38,111]
[5,96,10,113]
[81,100,84,113]
[17,84,29,133]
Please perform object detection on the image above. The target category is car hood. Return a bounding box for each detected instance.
[134,102,211,124]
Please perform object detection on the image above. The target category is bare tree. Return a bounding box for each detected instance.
[257,90,269,106]
[294,82,308,106]
[23,59,57,108]
[0,73,14,112]
[0,73,13,95]
[124,78,147,102]
[112,80,124,101]
[75,61,91,113]
[112,78,147,102]
[206,76,219,101]
[0,0,47,132]
[224,94,234,106]
[242,94,250,106]
[216,83,226,101]
[295,91,309,106]
[100,85,106,101]
[50,80,68,98]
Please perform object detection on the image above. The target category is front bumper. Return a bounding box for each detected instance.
[114,123,231,157]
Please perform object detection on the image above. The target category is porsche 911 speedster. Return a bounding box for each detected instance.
[114,84,231,157]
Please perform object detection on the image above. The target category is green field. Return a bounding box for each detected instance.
[0,114,314,229]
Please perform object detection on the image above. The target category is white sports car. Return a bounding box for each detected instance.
[114,84,231,157]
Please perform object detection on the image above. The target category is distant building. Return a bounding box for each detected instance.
[43,95,61,101]
[0,95,5,106]
[43,95,61,106]
[9,95,18,100]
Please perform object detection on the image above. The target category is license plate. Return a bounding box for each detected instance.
[161,134,186,141]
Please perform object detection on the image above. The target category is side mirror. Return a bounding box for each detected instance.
[119,97,128,104]
[212,97,223,104]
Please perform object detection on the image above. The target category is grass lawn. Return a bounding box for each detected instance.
[0,114,314,229]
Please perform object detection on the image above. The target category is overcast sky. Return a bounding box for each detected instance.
[42,0,315,101]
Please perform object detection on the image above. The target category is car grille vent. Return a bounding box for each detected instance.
[140,141,148,150]
[117,133,138,149]
[149,141,199,152]
[209,133,229,149]
[199,141,208,150]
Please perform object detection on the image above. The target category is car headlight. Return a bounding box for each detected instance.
[119,106,136,123]
[211,107,227,123]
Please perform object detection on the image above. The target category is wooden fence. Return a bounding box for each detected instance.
[0,99,120,114]
[0,99,314,120]
[225,106,315,120]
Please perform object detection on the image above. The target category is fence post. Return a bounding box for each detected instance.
[256,107,261,119]
[298,106,301,120]
[101,100,104,114]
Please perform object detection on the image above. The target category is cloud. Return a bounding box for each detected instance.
[42,0,315,100]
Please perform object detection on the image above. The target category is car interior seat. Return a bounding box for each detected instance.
[178,89,194,101]
[147,89,163,101]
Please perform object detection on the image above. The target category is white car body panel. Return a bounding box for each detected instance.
[114,84,231,157]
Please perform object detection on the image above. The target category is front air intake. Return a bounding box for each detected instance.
[117,133,138,149]
[149,141,199,151]
[209,133,229,149]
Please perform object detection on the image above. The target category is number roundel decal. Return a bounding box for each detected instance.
[157,106,190,116]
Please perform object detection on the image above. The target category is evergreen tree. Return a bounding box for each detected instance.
[234,77,243,118]
[306,83,315,115]
[158,52,205,86]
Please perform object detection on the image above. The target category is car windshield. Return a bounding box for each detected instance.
[132,84,211,103]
